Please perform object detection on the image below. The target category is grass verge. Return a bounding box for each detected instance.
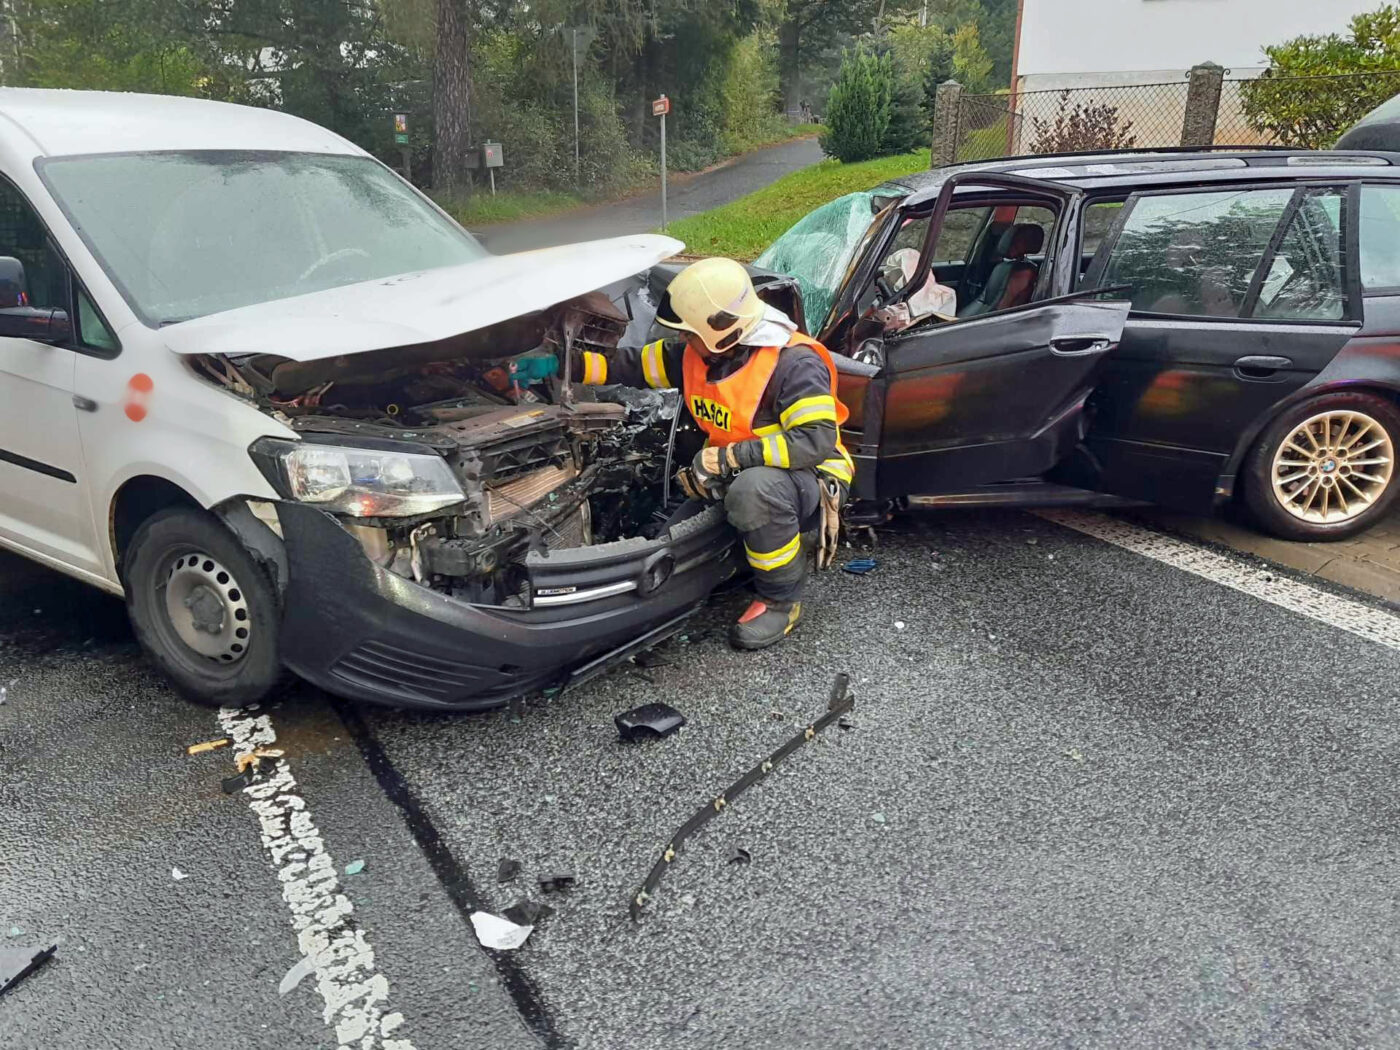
[666,149,932,260]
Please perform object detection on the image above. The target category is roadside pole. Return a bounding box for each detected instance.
[653,94,670,231]
[393,113,410,181]
[572,29,580,185]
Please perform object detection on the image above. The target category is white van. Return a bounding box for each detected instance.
[0,89,738,710]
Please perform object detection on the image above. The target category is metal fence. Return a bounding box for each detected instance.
[947,69,1400,163]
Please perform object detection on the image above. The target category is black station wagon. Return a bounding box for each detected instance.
[749,148,1400,542]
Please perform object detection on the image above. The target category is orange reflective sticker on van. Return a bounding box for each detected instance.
[124,373,153,421]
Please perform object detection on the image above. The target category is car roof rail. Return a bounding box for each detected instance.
[945,144,1400,169]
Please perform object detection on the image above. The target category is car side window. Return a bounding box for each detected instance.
[1359,185,1400,291]
[0,178,67,311]
[1101,187,1295,318]
[1253,189,1346,321]
[76,287,119,353]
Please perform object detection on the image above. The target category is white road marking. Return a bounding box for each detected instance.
[1037,509,1400,653]
[218,706,417,1050]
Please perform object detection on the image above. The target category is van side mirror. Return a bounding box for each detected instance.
[0,306,71,343]
[0,255,28,309]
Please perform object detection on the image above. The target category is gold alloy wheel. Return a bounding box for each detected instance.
[1271,409,1395,524]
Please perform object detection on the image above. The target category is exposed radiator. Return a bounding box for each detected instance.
[485,463,577,526]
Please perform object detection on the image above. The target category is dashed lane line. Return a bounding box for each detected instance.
[218,705,417,1050]
[1037,509,1400,653]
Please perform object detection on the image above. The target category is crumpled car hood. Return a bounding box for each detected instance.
[160,234,684,361]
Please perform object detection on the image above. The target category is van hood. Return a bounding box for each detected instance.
[160,234,684,362]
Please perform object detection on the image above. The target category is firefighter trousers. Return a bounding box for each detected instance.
[724,466,820,603]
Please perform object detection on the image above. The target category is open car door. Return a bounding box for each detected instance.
[839,172,1130,501]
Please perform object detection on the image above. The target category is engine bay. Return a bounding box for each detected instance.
[195,285,689,605]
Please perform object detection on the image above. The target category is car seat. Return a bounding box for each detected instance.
[959,223,1044,317]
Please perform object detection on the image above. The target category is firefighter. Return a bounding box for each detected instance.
[576,257,854,650]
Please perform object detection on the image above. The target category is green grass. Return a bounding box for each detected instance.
[436,189,587,228]
[956,114,1012,162]
[666,149,932,261]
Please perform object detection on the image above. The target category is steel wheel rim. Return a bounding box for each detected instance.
[160,551,252,663]
[1271,409,1394,525]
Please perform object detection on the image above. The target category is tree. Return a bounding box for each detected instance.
[1242,3,1400,148]
[778,0,884,115]
[433,0,471,193]
[820,47,892,162]
[1029,90,1136,154]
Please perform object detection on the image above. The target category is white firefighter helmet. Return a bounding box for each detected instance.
[656,257,765,355]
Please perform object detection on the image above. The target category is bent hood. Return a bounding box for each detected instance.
[160,234,685,361]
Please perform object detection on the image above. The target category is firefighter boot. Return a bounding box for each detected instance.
[729,598,803,650]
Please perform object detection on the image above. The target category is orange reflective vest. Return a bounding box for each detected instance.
[681,331,855,485]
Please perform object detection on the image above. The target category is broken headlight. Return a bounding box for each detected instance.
[251,438,464,518]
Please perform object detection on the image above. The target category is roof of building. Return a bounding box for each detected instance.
[0,88,359,159]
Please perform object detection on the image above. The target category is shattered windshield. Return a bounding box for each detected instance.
[756,191,883,334]
[39,150,488,326]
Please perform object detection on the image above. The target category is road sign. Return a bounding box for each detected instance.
[393,113,408,145]
[654,96,669,231]
[482,142,503,168]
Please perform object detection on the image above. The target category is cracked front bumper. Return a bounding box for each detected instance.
[274,502,739,711]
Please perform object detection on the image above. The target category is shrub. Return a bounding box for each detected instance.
[1029,90,1137,154]
[821,49,893,163]
[1241,4,1400,148]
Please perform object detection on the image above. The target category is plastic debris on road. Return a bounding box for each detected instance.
[344,860,365,876]
[842,557,878,575]
[538,872,576,894]
[186,738,231,755]
[278,954,317,996]
[0,942,57,997]
[171,867,188,881]
[894,621,906,630]
[469,911,533,951]
[871,812,887,825]
[727,847,751,866]
[497,858,521,884]
[503,899,555,927]
[615,702,687,742]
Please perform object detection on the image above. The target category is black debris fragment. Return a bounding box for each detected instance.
[221,768,257,794]
[633,648,672,669]
[727,847,751,866]
[538,873,576,894]
[503,899,556,927]
[0,943,57,997]
[838,716,855,730]
[497,859,521,884]
[615,702,686,742]
[630,672,856,921]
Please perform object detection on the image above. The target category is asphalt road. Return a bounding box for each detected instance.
[474,136,826,255]
[5,509,1400,1049]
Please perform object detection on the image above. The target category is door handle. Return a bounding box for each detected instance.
[1050,337,1113,356]
[72,395,97,412]
[1234,355,1292,377]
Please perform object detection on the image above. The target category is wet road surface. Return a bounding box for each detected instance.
[474,137,825,255]
[4,509,1400,1049]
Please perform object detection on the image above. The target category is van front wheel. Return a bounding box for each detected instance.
[124,507,282,708]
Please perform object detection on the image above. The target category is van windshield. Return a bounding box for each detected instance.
[39,150,489,326]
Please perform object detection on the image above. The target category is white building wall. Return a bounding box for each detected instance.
[1017,0,1379,86]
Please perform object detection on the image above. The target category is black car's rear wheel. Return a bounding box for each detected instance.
[1243,392,1400,541]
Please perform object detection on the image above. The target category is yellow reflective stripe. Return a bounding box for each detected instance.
[581,351,607,385]
[641,340,671,389]
[753,423,783,437]
[780,395,838,429]
[762,433,790,468]
[817,449,854,483]
[744,534,801,571]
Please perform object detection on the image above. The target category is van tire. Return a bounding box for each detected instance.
[124,507,283,708]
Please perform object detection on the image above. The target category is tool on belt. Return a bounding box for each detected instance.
[816,477,843,570]
[629,673,855,921]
